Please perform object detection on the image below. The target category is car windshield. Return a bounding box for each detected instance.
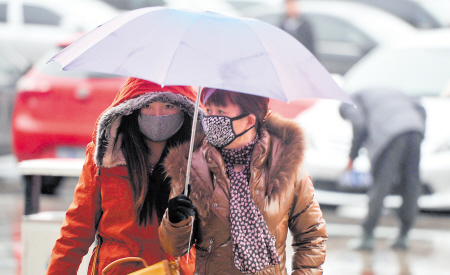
[343,47,450,97]
[35,47,120,79]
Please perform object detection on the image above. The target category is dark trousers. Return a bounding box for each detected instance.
[363,132,423,237]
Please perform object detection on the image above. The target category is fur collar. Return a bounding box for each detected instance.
[164,113,306,199]
[262,113,306,195]
[94,91,202,168]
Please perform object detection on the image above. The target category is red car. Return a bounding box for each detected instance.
[11,39,127,194]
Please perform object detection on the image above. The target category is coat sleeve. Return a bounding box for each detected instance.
[339,99,367,160]
[46,142,102,275]
[159,209,195,257]
[288,173,328,275]
[411,96,427,123]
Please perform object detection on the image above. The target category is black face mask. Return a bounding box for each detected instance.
[202,113,254,148]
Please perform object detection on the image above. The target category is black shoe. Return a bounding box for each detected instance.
[348,236,374,251]
[390,236,409,250]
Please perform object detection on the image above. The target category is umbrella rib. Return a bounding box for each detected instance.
[237,19,286,101]
[56,7,159,68]
[160,13,203,86]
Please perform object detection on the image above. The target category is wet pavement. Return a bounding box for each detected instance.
[1,154,450,275]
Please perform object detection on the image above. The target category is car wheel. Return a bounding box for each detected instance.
[41,176,63,195]
[24,175,63,195]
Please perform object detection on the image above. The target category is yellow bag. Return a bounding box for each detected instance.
[102,257,180,275]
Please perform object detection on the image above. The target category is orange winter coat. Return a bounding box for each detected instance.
[46,78,199,275]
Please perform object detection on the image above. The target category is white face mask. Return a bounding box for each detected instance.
[202,113,254,148]
[138,111,184,142]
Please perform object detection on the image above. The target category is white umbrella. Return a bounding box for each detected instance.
[49,6,353,194]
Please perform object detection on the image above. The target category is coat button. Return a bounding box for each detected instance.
[213,203,218,208]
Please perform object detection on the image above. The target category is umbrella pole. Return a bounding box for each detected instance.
[184,86,202,196]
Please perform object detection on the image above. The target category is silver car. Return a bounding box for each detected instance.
[0,0,121,63]
[296,29,450,211]
[244,0,416,74]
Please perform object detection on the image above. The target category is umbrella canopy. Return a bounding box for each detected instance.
[49,7,354,195]
[49,6,352,104]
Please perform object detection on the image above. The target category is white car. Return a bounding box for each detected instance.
[296,29,450,211]
[224,0,284,11]
[243,0,416,74]
[0,42,30,152]
[164,0,240,16]
[342,0,450,29]
[0,42,30,90]
[0,0,121,63]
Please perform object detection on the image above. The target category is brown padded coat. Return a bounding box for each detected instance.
[159,113,328,275]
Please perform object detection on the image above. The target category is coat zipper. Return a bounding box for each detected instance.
[203,237,215,274]
[272,234,277,250]
[208,237,215,252]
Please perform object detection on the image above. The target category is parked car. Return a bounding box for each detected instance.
[164,0,240,16]
[224,0,283,10]
[11,38,127,193]
[0,0,121,63]
[100,0,164,11]
[296,29,450,211]
[0,42,30,154]
[0,43,30,90]
[243,0,416,75]
[340,0,450,29]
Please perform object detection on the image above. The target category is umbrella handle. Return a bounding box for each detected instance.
[184,86,202,196]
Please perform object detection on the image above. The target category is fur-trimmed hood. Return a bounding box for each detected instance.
[261,112,307,194]
[93,77,203,168]
[164,112,307,210]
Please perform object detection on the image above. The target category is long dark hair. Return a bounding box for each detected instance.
[116,109,193,226]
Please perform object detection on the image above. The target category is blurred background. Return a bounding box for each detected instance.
[1,0,449,274]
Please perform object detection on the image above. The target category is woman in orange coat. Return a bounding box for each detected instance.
[46,77,198,275]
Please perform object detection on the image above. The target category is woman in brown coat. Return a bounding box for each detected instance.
[159,89,327,274]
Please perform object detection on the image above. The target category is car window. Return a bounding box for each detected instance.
[36,47,120,79]
[102,0,165,10]
[23,5,61,26]
[305,14,372,46]
[354,0,440,29]
[344,48,450,97]
[225,0,262,10]
[0,4,6,22]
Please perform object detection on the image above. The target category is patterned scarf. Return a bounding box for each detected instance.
[220,135,280,274]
